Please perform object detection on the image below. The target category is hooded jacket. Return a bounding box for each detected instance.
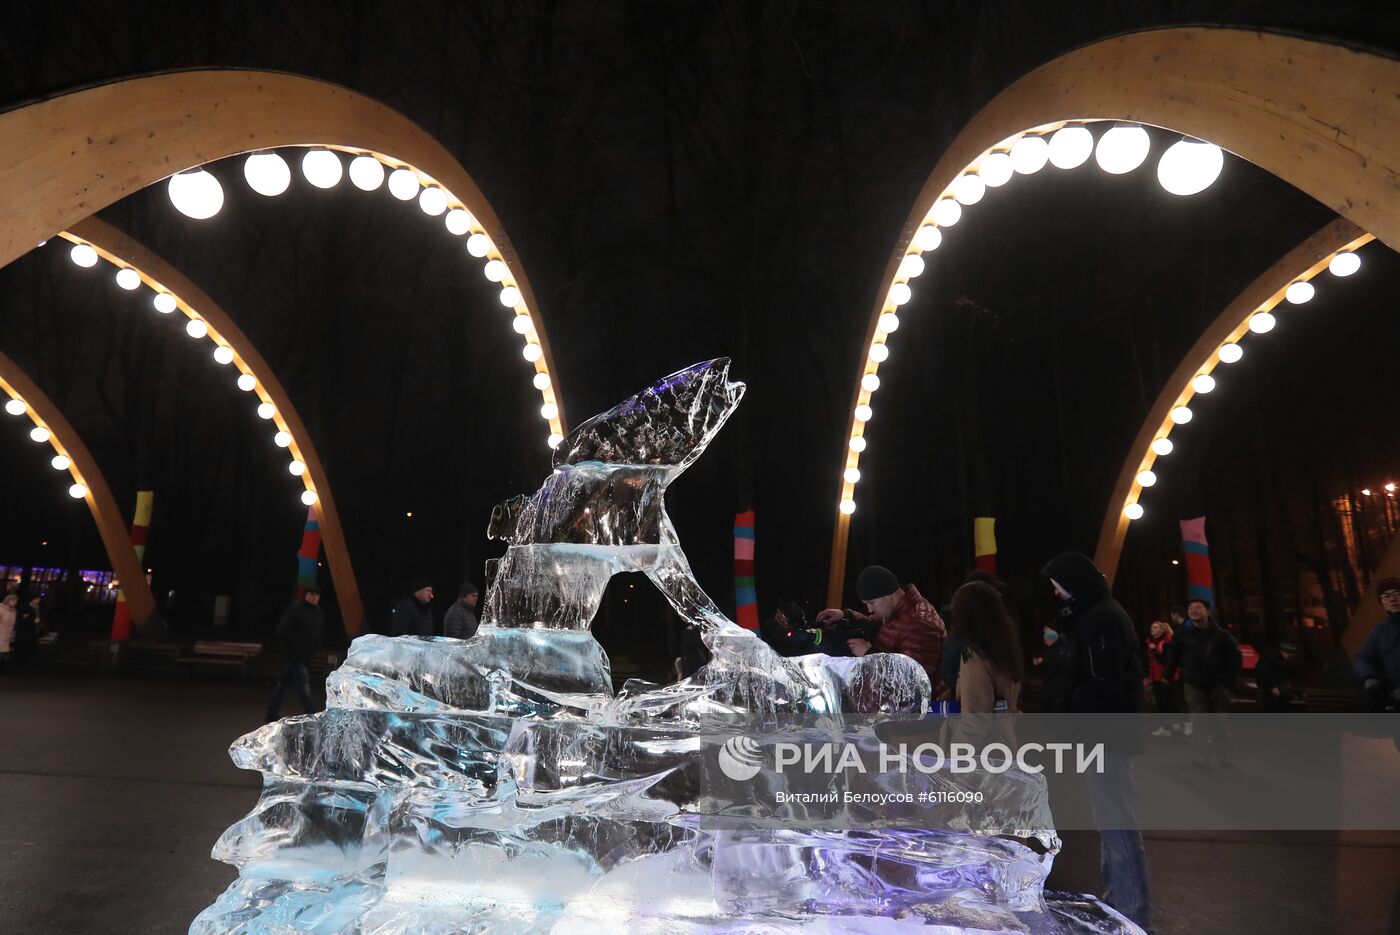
[1041,552,1142,714]
[847,584,947,694]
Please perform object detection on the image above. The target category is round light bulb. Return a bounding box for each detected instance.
[274,431,292,448]
[237,374,257,392]
[533,372,551,390]
[301,490,318,506]
[257,402,276,420]
[844,467,861,484]
[213,346,235,365]
[543,433,562,450]
[849,436,867,453]
[898,254,925,279]
[300,150,343,189]
[115,268,141,290]
[243,153,291,196]
[1048,126,1093,169]
[888,282,912,306]
[512,314,532,335]
[348,155,386,191]
[68,483,88,499]
[1094,125,1151,174]
[153,292,177,314]
[1151,437,1174,456]
[1192,374,1216,394]
[854,404,873,422]
[499,286,523,308]
[70,243,99,267]
[29,426,50,443]
[914,225,942,251]
[1218,343,1243,364]
[484,259,508,282]
[1136,470,1158,488]
[387,168,419,200]
[1010,135,1050,174]
[445,208,473,235]
[522,344,543,363]
[466,233,492,257]
[861,373,880,392]
[931,198,962,227]
[51,455,71,471]
[878,313,900,334]
[839,499,856,516]
[418,187,448,216]
[1249,312,1277,334]
[167,169,224,219]
[1124,503,1145,521]
[288,460,306,476]
[1156,139,1224,196]
[978,151,1014,187]
[869,343,889,363]
[1328,252,1360,277]
[952,174,985,205]
[1170,406,1193,425]
[1284,281,1314,304]
[4,399,26,416]
[540,402,559,421]
[185,320,208,339]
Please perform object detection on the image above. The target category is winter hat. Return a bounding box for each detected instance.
[304,585,322,596]
[410,577,432,593]
[458,582,480,598]
[1378,577,1400,599]
[856,565,901,602]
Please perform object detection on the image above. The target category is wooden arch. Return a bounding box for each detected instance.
[0,348,157,625]
[828,27,1400,605]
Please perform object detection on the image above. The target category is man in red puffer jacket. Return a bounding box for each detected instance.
[818,565,947,696]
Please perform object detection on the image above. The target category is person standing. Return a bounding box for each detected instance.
[391,579,436,637]
[443,582,481,640]
[1042,551,1151,932]
[1031,624,1070,712]
[1163,599,1241,766]
[1355,578,1400,712]
[1145,621,1176,734]
[265,587,325,722]
[817,565,947,695]
[951,580,1023,714]
[0,594,16,670]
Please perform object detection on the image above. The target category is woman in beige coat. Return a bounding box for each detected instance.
[951,581,1024,714]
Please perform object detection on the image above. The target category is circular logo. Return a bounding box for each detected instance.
[718,736,764,781]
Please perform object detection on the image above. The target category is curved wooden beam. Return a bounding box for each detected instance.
[1093,218,1372,581]
[0,68,566,436]
[828,27,1400,605]
[62,216,365,637]
[0,349,156,625]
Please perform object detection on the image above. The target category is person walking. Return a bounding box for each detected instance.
[391,579,436,637]
[1145,621,1176,735]
[1355,577,1400,712]
[443,582,481,640]
[817,565,947,695]
[264,587,325,722]
[951,580,1023,714]
[1042,551,1151,932]
[1163,599,1241,766]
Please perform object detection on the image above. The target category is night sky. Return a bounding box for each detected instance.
[1,2,1397,665]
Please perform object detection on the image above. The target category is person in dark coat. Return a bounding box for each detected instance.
[1041,551,1150,932]
[1254,641,1298,713]
[1356,577,1400,712]
[391,579,436,637]
[443,582,481,640]
[1031,625,1070,712]
[1163,599,1241,765]
[265,587,325,722]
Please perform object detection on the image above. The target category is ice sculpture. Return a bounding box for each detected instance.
[193,359,1143,934]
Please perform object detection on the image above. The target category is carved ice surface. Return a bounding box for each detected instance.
[193,360,1143,934]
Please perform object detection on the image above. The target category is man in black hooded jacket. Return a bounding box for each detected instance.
[1042,551,1151,932]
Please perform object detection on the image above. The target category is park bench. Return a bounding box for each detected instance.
[127,640,184,674]
[180,641,264,679]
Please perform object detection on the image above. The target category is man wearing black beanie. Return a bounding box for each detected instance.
[391,578,436,637]
[817,564,947,694]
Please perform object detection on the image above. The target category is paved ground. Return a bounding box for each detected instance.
[0,673,1398,933]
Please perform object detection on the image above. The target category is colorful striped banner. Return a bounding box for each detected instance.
[974,517,997,574]
[109,490,153,641]
[297,506,322,596]
[1179,516,1215,605]
[734,511,758,630]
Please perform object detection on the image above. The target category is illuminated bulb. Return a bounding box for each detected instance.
[274,431,292,448]
[849,436,867,453]
[213,346,235,365]
[51,455,71,471]
[1170,406,1193,425]
[1048,126,1093,169]
[167,169,224,219]
[898,254,925,279]
[1136,470,1158,488]
[445,208,473,235]
[301,490,318,506]
[839,499,856,515]
[1217,343,1243,364]
[844,467,861,484]
[1152,437,1174,456]
[1124,503,1144,520]
[512,315,532,335]
[1284,281,1314,304]
[1157,139,1224,196]
[484,259,508,282]
[540,402,559,421]
[257,402,276,420]
[348,155,386,191]
[115,268,141,290]
[869,343,889,363]
[914,225,942,251]
[237,374,256,392]
[1248,312,1276,334]
[29,427,50,443]
[300,150,343,189]
[418,187,448,216]
[387,168,419,200]
[978,151,1013,187]
[952,174,985,205]
[533,372,551,390]
[185,320,208,339]
[68,483,87,499]
[878,313,900,334]
[548,433,564,449]
[466,233,492,257]
[854,404,873,422]
[288,460,306,476]
[70,244,99,267]
[153,292,177,314]
[889,283,912,306]
[1094,124,1151,174]
[931,198,962,226]
[243,153,291,196]
[1010,135,1050,174]
[499,286,523,308]
[4,399,25,416]
[1192,374,1216,394]
[861,373,880,392]
[1328,252,1360,277]
[522,344,543,363]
